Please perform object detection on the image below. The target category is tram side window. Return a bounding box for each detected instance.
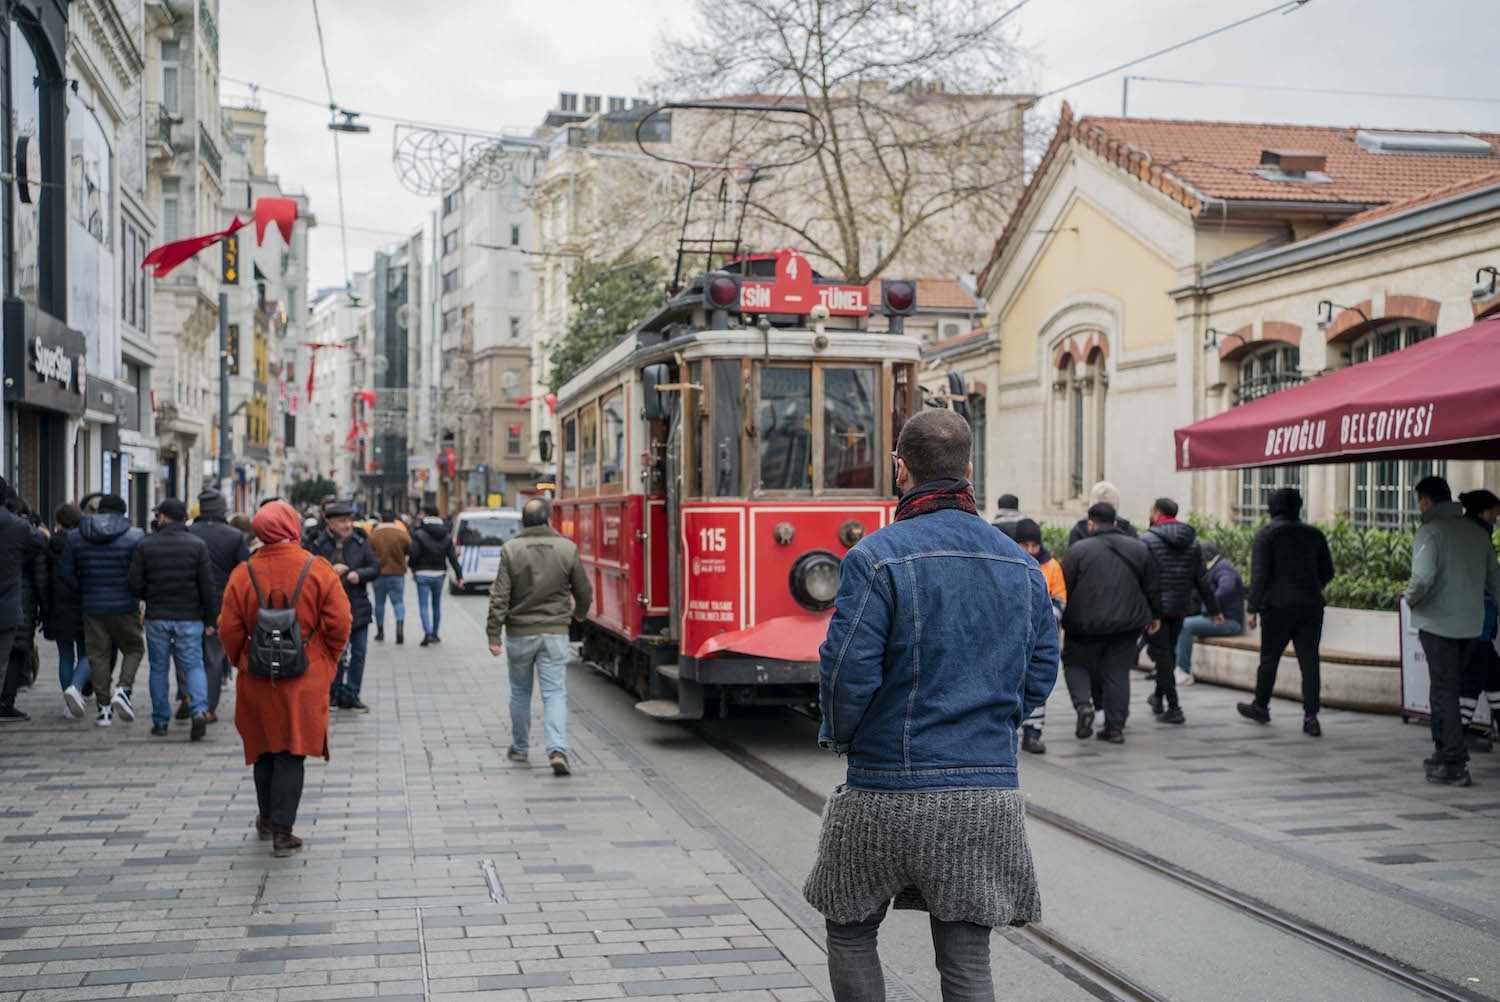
[824,367,877,489]
[712,360,741,496]
[601,390,625,485]
[758,366,812,491]
[563,415,577,495]
[579,405,599,490]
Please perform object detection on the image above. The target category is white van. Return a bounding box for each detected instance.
[451,507,522,593]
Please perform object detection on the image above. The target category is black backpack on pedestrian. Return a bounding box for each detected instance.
[245,557,315,685]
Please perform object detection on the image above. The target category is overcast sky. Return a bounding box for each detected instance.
[221,0,1500,294]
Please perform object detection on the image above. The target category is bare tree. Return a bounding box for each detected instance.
[656,0,1032,283]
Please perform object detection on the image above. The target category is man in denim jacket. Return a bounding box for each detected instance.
[803,409,1059,1002]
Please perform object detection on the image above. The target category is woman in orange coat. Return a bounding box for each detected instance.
[218,501,351,856]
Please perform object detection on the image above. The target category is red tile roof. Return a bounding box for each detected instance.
[978,104,1500,288]
[1316,168,1500,236]
[866,277,981,312]
[921,327,988,355]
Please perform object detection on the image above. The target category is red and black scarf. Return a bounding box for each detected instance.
[894,478,979,521]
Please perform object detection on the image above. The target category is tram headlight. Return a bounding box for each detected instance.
[790,550,841,612]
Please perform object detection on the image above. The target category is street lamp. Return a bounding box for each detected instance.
[1202,327,1249,353]
[1315,299,1371,333]
[328,108,370,134]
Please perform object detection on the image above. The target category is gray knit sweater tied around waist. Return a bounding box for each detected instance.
[802,786,1041,928]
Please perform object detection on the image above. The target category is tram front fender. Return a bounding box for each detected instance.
[692,611,834,663]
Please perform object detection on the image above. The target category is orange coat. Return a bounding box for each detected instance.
[1040,556,1067,603]
[218,541,352,765]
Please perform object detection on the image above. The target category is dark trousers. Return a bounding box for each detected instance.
[0,628,20,708]
[1422,631,1469,767]
[826,900,993,1002]
[203,633,229,713]
[1146,615,1185,707]
[253,752,306,827]
[1252,604,1324,716]
[1460,636,1500,728]
[1063,632,1137,732]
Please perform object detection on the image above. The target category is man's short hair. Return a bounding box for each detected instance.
[99,494,128,515]
[996,493,1020,511]
[420,503,439,517]
[380,510,396,523]
[521,497,552,527]
[1087,501,1117,525]
[896,409,971,485]
[1415,475,1451,504]
[1153,497,1179,518]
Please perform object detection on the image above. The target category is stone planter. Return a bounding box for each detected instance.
[1151,606,1402,713]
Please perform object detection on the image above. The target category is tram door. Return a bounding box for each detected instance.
[643,361,683,643]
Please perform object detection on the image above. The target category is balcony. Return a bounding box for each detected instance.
[198,123,221,178]
[1234,371,1307,405]
[199,0,219,60]
[146,102,176,163]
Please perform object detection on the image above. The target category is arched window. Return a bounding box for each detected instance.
[1347,322,1440,527]
[1234,343,1304,523]
[1050,339,1106,504]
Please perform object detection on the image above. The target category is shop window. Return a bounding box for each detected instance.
[600,390,625,485]
[822,366,876,490]
[1347,323,1440,527]
[10,21,43,307]
[757,366,811,491]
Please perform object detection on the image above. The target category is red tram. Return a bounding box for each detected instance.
[552,249,921,719]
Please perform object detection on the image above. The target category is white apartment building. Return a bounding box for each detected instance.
[143,0,226,504]
[304,276,368,491]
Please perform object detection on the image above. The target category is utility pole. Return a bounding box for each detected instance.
[218,291,232,496]
[1122,76,1131,117]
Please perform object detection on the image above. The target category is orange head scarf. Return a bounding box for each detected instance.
[252,500,303,545]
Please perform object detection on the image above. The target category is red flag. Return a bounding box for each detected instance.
[141,217,246,278]
[254,197,298,246]
[306,354,316,401]
[358,389,377,409]
[508,423,523,435]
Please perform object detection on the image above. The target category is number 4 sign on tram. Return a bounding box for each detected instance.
[738,249,869,317]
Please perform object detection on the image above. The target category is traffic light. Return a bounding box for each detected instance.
[880,279,916,334]
[702,272,740,330]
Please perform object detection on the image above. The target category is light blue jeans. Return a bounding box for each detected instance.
[56,638,90,692]
[1175,615,1243,673]
[506,633,571,756]
[145,619,207,726]
[372,575,406,632]
[415,574,445,637]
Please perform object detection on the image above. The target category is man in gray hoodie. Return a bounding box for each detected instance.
[1409,475,1500,786]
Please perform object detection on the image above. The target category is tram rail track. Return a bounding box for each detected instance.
[690,721,1490,1002]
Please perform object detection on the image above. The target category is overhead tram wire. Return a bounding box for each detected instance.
[310,0,353,298]
[1029,0,1313,104]
[1123,75,1500,106]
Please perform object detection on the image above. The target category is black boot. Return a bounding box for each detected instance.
[396,622,404,645]
[374,627,385,643]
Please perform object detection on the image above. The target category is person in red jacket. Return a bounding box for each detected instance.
[218,501,351,856]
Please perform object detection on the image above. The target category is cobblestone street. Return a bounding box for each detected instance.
[0,592,830,1002]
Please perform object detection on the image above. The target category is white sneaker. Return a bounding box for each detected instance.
[111,688,136,722]
[63,685,85,717]
[1175,669,1194,687]
[95,704,113,727]
[61,703,76,720]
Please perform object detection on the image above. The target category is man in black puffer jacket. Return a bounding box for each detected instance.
[306,502,380,711]
[0,491,47,721]
[1141,498,1221,724]
[190,488,248,720]
[408,505,464,646]
[45,504,90,717]
[128,499,218,741]
[1060,503,1162,743]
[61,494,145,726]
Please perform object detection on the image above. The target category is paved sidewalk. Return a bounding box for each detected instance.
[1032,664,1500,927]
[0,602,829,1002]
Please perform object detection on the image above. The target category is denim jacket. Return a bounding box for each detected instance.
[817,508,1059,792]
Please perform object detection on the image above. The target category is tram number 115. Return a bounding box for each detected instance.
[698,527,728,552]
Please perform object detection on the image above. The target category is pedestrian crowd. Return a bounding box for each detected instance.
[988,475,1500,787]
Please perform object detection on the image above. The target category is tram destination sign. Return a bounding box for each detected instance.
[738,249,870,317]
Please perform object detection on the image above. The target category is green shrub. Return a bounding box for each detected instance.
[1046,512,1421,612]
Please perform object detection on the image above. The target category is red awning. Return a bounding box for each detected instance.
[1175,317,1500,471]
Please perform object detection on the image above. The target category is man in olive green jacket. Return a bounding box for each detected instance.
[1408,475,1500,786]
[486,498,593,775]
